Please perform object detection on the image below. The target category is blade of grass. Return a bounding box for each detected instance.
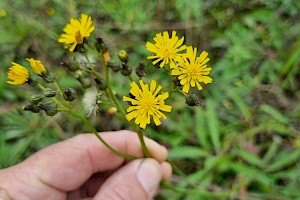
[195,107,210,150]
[237,148,262,167]
[266,149,300,172]
[230,91,251,122]
[260,104,289,124]
[262,136,282,165]
[206,99,221,152]
[168,146,209,160]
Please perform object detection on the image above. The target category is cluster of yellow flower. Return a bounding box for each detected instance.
[5,14,212,130]
[7,58,47,85]
[146,31,213,93]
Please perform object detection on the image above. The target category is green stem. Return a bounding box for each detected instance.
[38,83,134,160]
[68,109,136,160]
[53,81,63,96]
[137,129,151,158]
[88,43,151,159]
[106,85,127,117]
[128,74,134,82]
[83,52,95,71]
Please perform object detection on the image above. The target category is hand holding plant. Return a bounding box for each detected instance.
[4,13,213,197]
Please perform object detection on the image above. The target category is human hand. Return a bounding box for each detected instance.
[0,130,172,200]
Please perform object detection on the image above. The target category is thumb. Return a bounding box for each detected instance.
[94,158,163,200]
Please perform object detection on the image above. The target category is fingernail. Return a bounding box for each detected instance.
[137,159,162,197]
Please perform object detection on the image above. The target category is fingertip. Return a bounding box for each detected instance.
[161,162,172,181]
[145,139,168,162]
[94,158,163,200]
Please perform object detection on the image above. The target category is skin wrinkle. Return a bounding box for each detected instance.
[17,160,66,199]
[30,146,74,195]
[0,187,12,200]
[78,135,96,174]
[12,164,53,199]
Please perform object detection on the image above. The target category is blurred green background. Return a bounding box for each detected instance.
[1,0,300,199]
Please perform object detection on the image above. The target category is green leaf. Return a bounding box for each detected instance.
[230,91,251,121]
[267,149,300,172]
[230,163,271,186]
[195,107,210,150]
[238,148,262,167]
[260,104,289,124]
[168,146,209,160]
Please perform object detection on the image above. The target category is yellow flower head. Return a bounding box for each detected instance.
[146,31,186,69]
[7,62,29,85]
[123,80,172,129]
[171,46,213,93]
[26,58,46,75]
[58,14,95,52]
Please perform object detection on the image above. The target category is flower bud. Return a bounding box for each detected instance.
[38,101,58,116]
[61,62,79,72]
[77,76,91,89]
[107,107,117,115]
[63,88,77,101]
[185,94,200,106]
[27,75,38,86]
[94,37,108,53]
[74,40,87,53]
[172,76,181,87]
[23,104,41,113]
[121,63,132,76]
[103,49,111,63]
[118,50,129,63]
[94,79,107,90]
[136,61,146,78]
[44,88,57,97]
[107,62,120,72]
[29,94,44,104]
[41,71,56,83]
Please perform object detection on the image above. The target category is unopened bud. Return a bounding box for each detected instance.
[44,88,57,97]
[27,75,38,86]
[94,79,107,90]
[107,107,117,115]
[154,60,163,68]
[74,39,87,53]
[23,104,41,113]
[103,49,111,63]
[94,37,108,53]
[63,88,77,101]
[121,63,132,76]
[77,76,91,89]
[107,62,120,72]
[29,94,44,104]
[41,71,56,83]
[61,62,79,72]
[172,77,181,87]
[186,94,200,106]
[38,101,58,116]
[136,61,146,78]
[118,50,129,63]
